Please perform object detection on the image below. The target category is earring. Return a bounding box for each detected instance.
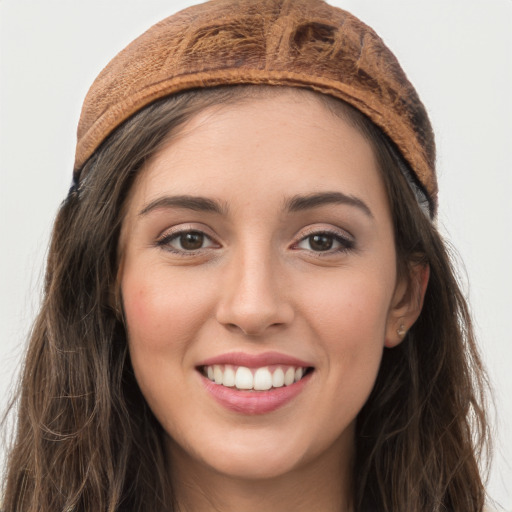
[397,323,406,337]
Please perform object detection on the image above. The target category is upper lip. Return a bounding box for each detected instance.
[197,351,313,368]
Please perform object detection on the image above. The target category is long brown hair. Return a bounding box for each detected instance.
[2,86,491,511]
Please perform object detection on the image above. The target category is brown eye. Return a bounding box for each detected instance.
[295,231,354,253]
[157,229,218,253]
[180,231,205,250]
[309,234,334,251]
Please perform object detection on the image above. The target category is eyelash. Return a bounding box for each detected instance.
[155,227,355,256]
[292,229,355,255]
[155,229,218,255]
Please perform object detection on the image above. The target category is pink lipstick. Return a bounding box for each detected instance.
[197,351,314,414]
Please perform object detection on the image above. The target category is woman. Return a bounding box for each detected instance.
[2,0,491,510]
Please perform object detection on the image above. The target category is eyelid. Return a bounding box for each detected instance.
[155,224,221,254]
[291,225,355,253]
[296,224,354,241]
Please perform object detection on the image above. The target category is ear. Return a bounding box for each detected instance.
[384,262,430,348]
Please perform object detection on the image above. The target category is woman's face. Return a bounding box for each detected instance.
[119,92,412,483]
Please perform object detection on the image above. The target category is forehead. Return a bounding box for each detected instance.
[124,90,389,221]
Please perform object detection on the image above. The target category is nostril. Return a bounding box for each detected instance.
[226,321,285,337]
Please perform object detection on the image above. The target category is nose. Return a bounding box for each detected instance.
[215,247,294,336]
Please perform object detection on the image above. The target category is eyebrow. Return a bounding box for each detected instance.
[285,191,373,218]
[139,195,228,216]
[138,191,373,218]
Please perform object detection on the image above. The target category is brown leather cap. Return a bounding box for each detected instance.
[75,0,437,212]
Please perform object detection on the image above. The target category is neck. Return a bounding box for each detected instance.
[168,438,354,512]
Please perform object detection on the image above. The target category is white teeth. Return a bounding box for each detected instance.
[272,367,285,388]
[254,367,273,391]
[235,366,253,390]
[213,365,223,384]
[284,367,295,386]
[222,365,236,387]
[204,364,309,390]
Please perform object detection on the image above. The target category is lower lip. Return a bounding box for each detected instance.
[200,372,312,415]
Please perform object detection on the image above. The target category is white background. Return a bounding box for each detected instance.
[1,0,511,508]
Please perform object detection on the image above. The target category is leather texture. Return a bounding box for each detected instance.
[74,0,437,211]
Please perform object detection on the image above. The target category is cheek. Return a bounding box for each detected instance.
[300,267,395,400]
[123,284,166,342]
[122,269,210,353]
[120,269,217,424]
[303,270,393,344]
[120,268,213,424]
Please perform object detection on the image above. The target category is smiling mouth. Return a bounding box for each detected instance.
[200,364,314,391]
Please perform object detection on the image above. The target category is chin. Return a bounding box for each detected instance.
[167,422,351,483]
[210,448,304,481]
